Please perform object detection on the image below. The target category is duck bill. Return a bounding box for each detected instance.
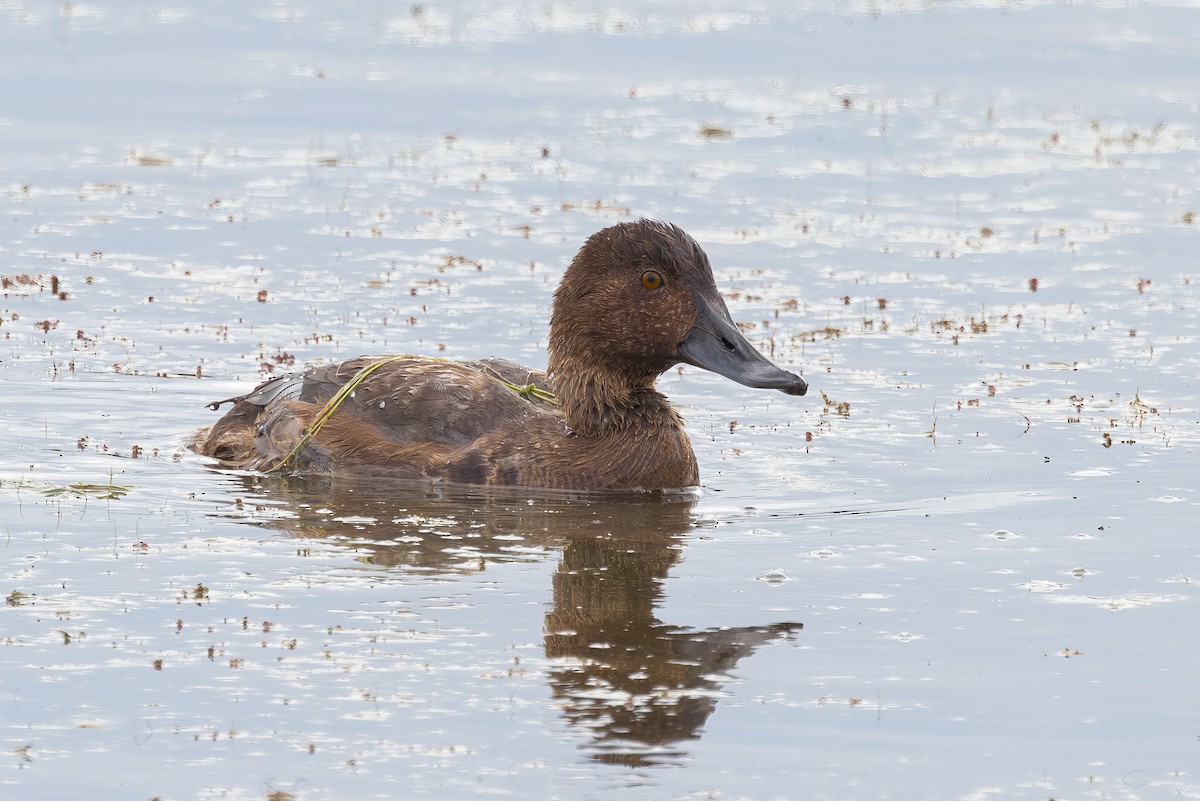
[678,295,808,396]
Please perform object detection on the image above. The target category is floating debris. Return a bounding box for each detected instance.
[42,482,132,500]
[699,124,733,139]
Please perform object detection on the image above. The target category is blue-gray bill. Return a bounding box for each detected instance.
[678,295,808,396]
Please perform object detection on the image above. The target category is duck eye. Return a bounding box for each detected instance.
[641,270,664,290]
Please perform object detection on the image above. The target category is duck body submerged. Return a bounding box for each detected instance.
[197,220,808,491]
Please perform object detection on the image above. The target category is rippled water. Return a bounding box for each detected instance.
[3,2,1198,799]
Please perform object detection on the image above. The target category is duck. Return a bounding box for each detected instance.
[195,219,808,491]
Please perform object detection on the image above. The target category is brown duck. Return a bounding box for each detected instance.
[196,219,808,490]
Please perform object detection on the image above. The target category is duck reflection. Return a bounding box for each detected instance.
[544,525,800,766]
[217,475,800,766]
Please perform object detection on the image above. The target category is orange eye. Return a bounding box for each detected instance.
[641,270,664,289]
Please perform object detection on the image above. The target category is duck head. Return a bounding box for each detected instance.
[548,220,808,403]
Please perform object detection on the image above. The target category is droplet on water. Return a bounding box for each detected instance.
[758,568,792,586]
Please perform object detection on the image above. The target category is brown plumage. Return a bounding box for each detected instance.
[195,219,808,491]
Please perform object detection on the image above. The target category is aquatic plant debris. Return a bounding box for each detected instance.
[262,355,413,473]
[41,482,133,500]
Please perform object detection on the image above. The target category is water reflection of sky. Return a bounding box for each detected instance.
[2,2,1198,799]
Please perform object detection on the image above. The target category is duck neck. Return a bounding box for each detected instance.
[549,362,682,438]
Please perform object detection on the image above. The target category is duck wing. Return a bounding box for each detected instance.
[204,372,305,410]
[297,356,556,448]
[198,356,558,474]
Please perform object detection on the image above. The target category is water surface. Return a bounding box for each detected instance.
[2,2,1198,799]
